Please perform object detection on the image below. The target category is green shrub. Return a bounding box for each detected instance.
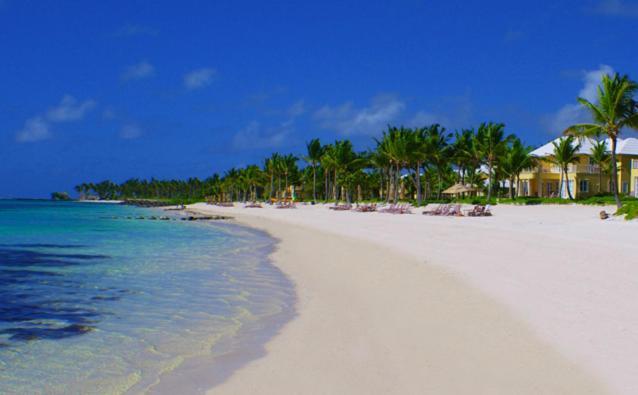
[615,203,638,220]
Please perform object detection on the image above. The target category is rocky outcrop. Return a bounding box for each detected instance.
[122,199,173,207]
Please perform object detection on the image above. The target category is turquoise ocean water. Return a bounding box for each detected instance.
[0,200,294,394]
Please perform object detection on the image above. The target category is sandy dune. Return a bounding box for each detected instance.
[188,202,638,394]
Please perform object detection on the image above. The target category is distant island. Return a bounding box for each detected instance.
[50,192,71,201]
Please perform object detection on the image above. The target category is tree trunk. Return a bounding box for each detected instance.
[486,162,493,203]
[285,173,289,199]
[394,164,400,203]
[415,163,422,206]
[516,175,521,198]
[312,164,317,202]
[610,137,622,208]
[269,174,274,199]
[599,168,603,194]
[385,167,392,204]
[333,169,338,202]
[324,170,329,201]
[565,167,574,200]
[509,177,514,199]
[437,170,442,200]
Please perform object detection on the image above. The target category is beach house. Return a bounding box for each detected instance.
[518,137,638,199]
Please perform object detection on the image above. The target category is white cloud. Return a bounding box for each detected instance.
[578,65,614,101]
[46,95,96,122]
[590,0,638,16]
[232,121,290,150]
[547,65,614,133]
[122,61,155,80]
[314,94,405,135]
[287,100,306,117]
[15,95,96,143]
[119,124,143,139]
[183,68,216,90]
[16,117,50,143]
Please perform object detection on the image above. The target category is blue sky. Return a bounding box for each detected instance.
[1,0,637,197]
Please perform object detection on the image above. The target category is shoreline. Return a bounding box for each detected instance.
[188,203,624,394]
[147,220,297,394]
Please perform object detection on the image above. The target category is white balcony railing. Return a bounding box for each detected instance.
[574,165,601,174]
[534,164,600,174]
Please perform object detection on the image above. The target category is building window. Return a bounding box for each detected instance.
[579,180,589,193]
[632,159,638,169]
[623,182,629,194]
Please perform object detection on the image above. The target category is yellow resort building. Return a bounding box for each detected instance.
[519,137,638,199]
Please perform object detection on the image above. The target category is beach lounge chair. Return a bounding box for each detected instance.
[466,205,483,216]
[483,204,492,216]
[437,205,452,216]
[466,205,492,217]
[447,204,463,216]
[355,203,377,212]
[422,204,443,215]
[329,204,352,211]
[379,204,396,213]
[245,202,263,208]
[398,204,412,214]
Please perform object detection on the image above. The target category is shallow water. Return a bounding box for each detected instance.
[0,200,294,394]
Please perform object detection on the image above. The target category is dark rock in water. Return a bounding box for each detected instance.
[136,216,145,220]
[91,295,121,301]
[180,214,230,221]
[122,199,176,208]
[148,216,158,220]
[160,216,170,220]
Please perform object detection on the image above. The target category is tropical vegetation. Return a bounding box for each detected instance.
[74,72,636,208]
[565,72,638,208]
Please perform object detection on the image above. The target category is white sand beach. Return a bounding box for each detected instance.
[189,203,638,394]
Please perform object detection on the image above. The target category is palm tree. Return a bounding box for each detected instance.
[476,122,511,203]
[500,138,534,199]
[331,140,363,204]
[264,153,281,200]
[367,149,391,202]
[452,129,475,185]
[377,126,411,203]
[423,124,451,200]
[564,73,638,208]
[408,127,427,206]
[551,136,581,200]
[304,138,324,202]
[280,154,298,199]
[243,165,263,201]
[589,139,611,194]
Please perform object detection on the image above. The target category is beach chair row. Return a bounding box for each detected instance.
[422,204,491,217]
